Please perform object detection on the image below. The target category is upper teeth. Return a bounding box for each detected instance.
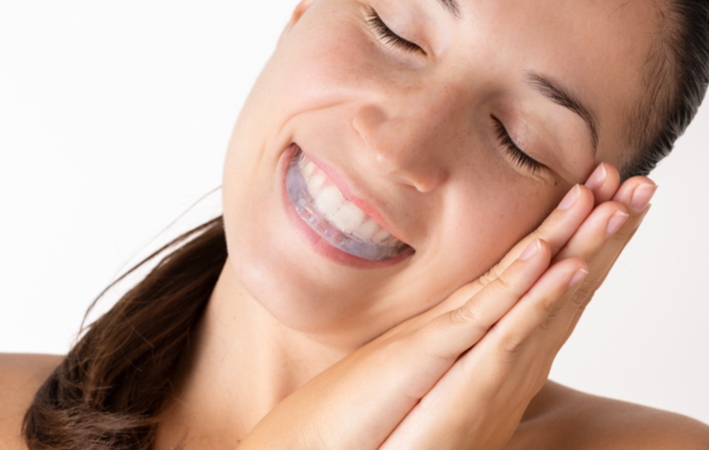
[299,156,400,246]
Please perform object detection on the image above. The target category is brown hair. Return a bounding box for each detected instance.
[22,217,226,449]
[622,0,708,178]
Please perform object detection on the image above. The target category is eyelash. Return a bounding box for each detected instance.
[493,118,544,174]
[366,9,423,54]
[364,11,539,175]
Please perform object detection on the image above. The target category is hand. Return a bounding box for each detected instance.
[380,165,656,449]
[238,163,656,450]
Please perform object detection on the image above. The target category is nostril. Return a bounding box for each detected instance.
[375,151,445,193]
[411,170,446,193]
[352,104,388,144]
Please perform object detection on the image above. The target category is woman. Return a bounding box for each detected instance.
[1,0,707,448]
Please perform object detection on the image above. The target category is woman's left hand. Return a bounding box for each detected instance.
[379,165,655,449]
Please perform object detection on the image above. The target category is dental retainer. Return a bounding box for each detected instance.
[286,152,405,261]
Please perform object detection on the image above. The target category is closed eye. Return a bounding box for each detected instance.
[366,9,424,54]
[492,117,544,174]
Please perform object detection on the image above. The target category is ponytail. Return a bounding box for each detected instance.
[23,216,227,449]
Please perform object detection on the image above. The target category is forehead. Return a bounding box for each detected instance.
[455,0,662,165]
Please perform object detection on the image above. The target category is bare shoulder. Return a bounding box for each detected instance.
[0,353,62,450]
[507,380,708,450]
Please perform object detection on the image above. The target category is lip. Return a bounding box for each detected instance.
[280,143,414,268]
[298,147,409,245]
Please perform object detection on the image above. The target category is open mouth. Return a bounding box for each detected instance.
[285,148,410,261]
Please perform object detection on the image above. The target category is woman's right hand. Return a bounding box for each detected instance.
[237,163,656,450]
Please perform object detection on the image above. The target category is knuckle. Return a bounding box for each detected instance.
[502,338,524,356]
[539,305,562,330]
[531,227,548,246]
[539,293,558,314]
[500,330,526,355]
[570,286,596,307]
[611,226,633,243]
[480,265,504,286]
[494,272,515,294]
[530,289,560,319]
[448,301,488,331]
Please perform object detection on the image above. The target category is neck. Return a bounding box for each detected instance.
[156,259,355,447]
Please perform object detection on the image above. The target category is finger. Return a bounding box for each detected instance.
[534,204,632,345]
[552,201,629,264]
[489,193,634,373]
[583,176,656,289]
[483,257,589,357]
[551,178,656,323]
[537,177,656,338]
[613,176,657,214]
[454,259,591,412]
[519,212,636,358]
[584,162,621,205]
[555,206,651,344]
[416,239,552,362]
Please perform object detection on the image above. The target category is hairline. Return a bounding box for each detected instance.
[621,0,682,179]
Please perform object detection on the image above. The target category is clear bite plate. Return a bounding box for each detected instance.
[286,152,405,261]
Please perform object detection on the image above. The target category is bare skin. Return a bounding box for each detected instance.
[0,354,706,450]
[0,353,62,450]
[2,176,707,450]
[0,173,707,449]
[2,1,708,449]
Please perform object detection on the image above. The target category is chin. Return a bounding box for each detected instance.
[225,247,387,342]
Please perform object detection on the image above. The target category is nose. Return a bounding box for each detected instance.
[352,98,450,193]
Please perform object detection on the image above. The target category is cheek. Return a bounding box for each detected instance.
[221,11,370,228]
[435,174,560,284]
[375,178,560,335]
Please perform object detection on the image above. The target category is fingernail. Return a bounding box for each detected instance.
[568,268,589,288]
[557,184,581,210]
[606,210,629,236]
[519,239,541,260]
[584,164,607,190]
[630,183,657,213]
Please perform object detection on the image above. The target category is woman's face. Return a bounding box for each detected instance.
[222,0,658,342]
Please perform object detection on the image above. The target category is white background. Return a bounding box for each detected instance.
[0,1,707,423]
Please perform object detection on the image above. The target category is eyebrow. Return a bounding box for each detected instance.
[436,0,461,18]
[527,73,599,151]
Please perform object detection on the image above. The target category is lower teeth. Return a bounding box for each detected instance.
[286,152,405,261]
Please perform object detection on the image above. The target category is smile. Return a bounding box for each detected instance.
[285,148,409,261]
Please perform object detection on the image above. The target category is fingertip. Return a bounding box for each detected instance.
[557,184,582,210]
[627,174,655,185]
[519,239,540,261]
[584,163,607,191]
[537,237,552,255]
[557,183,595,213]
[605,162,621,180]
[606,210,630,237]
[554,256,588,288]
[557,255,587,272]
[629,182,658,213]
[612,176,656,208]
[568,267,589,289]
[584,162,620,204]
